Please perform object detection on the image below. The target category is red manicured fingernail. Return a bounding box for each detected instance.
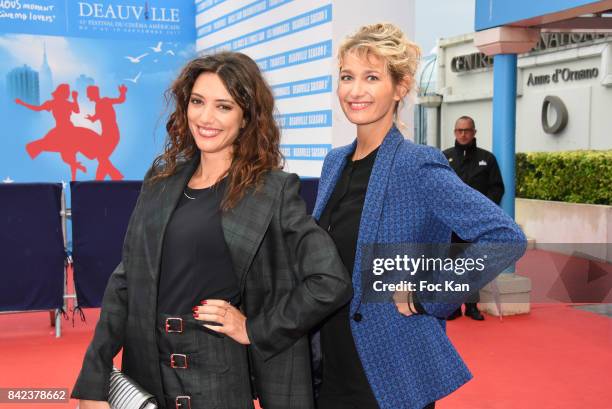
[200,300,208,305]
[192,313,197,318]
[192,307,198,312]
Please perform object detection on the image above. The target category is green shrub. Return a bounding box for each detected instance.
[516,150,612,205]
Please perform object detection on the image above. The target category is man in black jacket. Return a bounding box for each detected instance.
[443,115,504,321]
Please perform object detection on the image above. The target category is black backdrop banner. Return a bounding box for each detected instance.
[71,180,141,308]
[0,183,65,311]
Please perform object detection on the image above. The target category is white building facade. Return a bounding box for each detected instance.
[422,32,612,153]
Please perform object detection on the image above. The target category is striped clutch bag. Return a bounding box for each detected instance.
[108,367,158,409]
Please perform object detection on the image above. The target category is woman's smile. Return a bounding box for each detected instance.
[195,126,223,138]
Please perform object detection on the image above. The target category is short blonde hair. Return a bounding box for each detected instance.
[338,22,421,88]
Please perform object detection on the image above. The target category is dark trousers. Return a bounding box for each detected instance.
[317,395,435,409]
[451,232,480,307]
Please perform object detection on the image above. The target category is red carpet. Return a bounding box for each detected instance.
[1,305,610,408]
[1,249,611,409]
[440,304,612,409]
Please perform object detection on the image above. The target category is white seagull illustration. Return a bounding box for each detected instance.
[125,72,142,84]
[3,176,14,183]
[149,41,163,53]
[125,53,148,63]
[165,50,175,56]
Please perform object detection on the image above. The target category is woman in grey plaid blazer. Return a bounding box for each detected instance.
[72,52,352,409]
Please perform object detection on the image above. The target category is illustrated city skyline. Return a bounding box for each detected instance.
[5,43,95,106]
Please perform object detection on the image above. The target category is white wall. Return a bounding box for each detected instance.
[436,34,493,150]
[516,198,612,262]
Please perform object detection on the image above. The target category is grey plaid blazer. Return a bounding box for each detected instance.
[71,156,352,409]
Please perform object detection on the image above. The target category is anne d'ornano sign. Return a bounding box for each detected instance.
[527,67,599,86]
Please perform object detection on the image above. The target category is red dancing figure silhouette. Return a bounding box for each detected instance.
[16,84,99,180]
[15,83,127,181]
[85,84,127,180]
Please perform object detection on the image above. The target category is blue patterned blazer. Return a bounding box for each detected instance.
[313,125,527,409]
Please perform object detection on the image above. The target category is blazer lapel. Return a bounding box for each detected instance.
[145,156,199,283]
[221,177,277,293]
[312,142,356,220]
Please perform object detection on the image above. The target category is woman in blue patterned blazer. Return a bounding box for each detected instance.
[313,23,527,409]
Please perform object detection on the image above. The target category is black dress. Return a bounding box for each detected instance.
[156,178,253,409]
[316,148,381,409]
[316,148,435,409]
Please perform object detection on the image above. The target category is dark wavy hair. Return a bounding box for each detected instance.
[151,52,283,210]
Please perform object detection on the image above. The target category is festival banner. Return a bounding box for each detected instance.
[196,0,334,177]
[0,0,196,183]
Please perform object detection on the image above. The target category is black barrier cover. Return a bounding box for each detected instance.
[0,183,64,311]
[299,178,319,215]
[71,181,142,307]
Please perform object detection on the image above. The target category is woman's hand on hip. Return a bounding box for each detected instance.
[393,290,416,317]
[194,299,251,345]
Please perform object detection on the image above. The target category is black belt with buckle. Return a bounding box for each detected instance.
[175,395,191,409]
[165,317,183,333]
[170,353,188,369]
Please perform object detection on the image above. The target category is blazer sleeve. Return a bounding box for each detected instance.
[414,148,527,318]
[246,174,353,361]
[70,171,149,401]
[70,262,128,400]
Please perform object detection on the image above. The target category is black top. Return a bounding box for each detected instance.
[157,178,240,315]
[442,138,504,205]
[317,147,380,408]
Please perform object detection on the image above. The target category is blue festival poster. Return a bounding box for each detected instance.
[0,0,196,183]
